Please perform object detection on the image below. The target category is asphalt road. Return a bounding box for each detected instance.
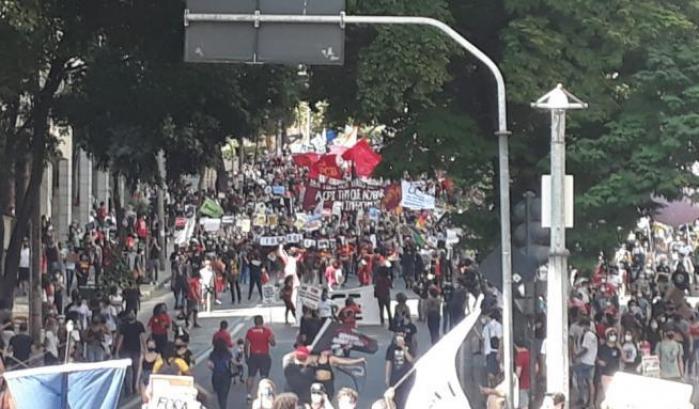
[120,280,486,409]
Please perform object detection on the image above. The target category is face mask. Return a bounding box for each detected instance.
[311,393,323,404]
[147,347,156,352]
[608,335,617,343]
[625,335,633,342]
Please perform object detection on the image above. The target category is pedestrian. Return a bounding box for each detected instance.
[84,315,109,362]
[573,316,597,408]
[374,269,392,327]
[148,236,161,284]
[43,317,60,365]
[317,289,334,322]
[252,378,276,409]
[281,275,296,325]
[140,338,160,398]
[385,333,414,409]
[114,310,146,396]
[514,340,530,409]
[232,338,246,384]
[308,382,334,409]
[312,350,365,399]
[248,250,264,301]
[245,315,276,402]
[271,393,299,409]
[338,298,361,330]
[447,278,467,329]
[393,293,410,321]
[596,328,620,402]
[620,330,640,373]
[209,337,234,409]
[336,387,359,409]
[424,286,442,345]
[481,311,503,386]
[656,327,684,381]
[7,322,32,369]
[186,271,202,329]
[298,308,323,346]
[123,281,141,315]
[148,303,171,354]
[213,320,233,348]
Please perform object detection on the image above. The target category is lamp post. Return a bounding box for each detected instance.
[532,84,587,401]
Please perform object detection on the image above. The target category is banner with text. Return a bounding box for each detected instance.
[303,179,384,211]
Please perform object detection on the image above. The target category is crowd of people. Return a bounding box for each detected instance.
[0,149,482,409]
[563,218,699,408]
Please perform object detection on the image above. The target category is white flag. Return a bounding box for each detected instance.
[404,296,482,409]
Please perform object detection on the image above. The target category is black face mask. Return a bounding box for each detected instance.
[147,347,156,352]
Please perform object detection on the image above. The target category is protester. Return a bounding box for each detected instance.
[656,327,684,381]
[246,315,276,401]
[148,303,171,354]
[424,286,442,345]
[281,275,296,325]
[252,378,276,409]
[384,333,414,409]
[209,338,234,409]
[336,387,359,409]
[307,382,334,409]
[212,320,233,348]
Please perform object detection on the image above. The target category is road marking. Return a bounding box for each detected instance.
[120,317,250,409]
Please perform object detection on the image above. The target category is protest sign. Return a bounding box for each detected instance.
[400,180,436,210]
[298,284,323,309]
[199,218,221,233]
[266,214,278,227]
[272,185,286,195]
[199,198,224,218]
[147,374,201,409]
[641,355,660,378]
[253,213,266,227]
[221,215,235,225]
[259,236,285,246]
[303,179,384,211]
[317,239,330,249]
[286,233,303,243]
[303,239,316,248]
[262,284,276,305]
[236,218,251,233]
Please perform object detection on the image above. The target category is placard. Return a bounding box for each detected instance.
[303,239,316,248]
[236,218,251,233]
[147,374,200,409]
[298,284,323,310]
[272,185,286,195]
[262,284,276,305]
[286,233,303,243]
[221,215,235,225]
[253,213,267,227]
[317,239,330,249]
[641,355,660,378]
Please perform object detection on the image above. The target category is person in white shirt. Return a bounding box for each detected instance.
[200,260,215,312]
[18,240,30,296]
[573,316,597,407]
[482,311,503,386]
[317,289,334,321]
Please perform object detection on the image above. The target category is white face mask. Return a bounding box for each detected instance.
[311,393,323,404]
[625,335,633,342]
[608,335,617,343]
[338,398,356,409]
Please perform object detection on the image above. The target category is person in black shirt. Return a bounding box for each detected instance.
[385,334,415,409]
[123,281,141,315]
[299,308,323,346]
[8,323,33,369]
[115,311,146,395]
[597,328,621,399]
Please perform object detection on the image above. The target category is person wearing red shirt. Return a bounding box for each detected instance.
[338,298,362,329]
[148,303,171,354]
[186,272,202,328]
[212,320,233,348]
[245,315,276,401]
[515,341,531,409]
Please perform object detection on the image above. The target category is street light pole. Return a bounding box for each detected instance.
[532,84,587,401]
[185,11,515,407]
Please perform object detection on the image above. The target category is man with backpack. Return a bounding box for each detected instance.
[481,311,503,387]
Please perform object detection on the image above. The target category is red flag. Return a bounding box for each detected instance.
[292,153,321,168]
[342,139,382,177]
[309,154,343,179]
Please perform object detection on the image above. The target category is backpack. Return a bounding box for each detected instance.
[211,352,232,376]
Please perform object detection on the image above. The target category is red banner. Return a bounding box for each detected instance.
[342,139,382,177]
[309,154,343,179]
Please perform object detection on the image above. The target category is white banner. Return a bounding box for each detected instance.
[221,215,235,225]
[298,284,323,310]
[199,217,221,233]
[404,295,483,409]
[400,181,435,210]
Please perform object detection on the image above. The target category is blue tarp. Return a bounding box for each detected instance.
[4,359,129,409]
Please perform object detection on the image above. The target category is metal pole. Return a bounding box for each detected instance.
[185,11,514,407]
[547,107,569,398]
[532,84,586,404]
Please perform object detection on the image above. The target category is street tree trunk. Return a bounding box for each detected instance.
[0,59,66,307]
[29,192,42,341]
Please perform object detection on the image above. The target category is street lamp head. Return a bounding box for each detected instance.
[531,83,588,111]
